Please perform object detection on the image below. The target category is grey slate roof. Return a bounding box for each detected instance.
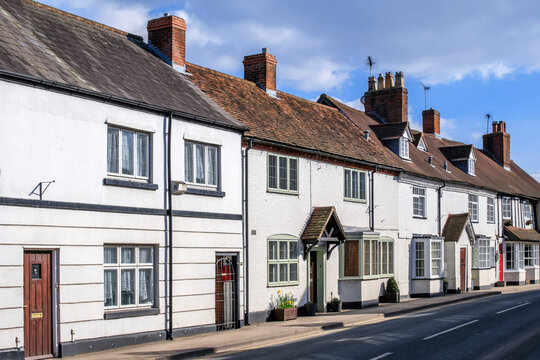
[0,0,244,130]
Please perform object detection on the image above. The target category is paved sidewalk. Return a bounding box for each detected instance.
[69,284,540,360]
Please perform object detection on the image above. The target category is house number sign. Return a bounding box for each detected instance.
[31,312,43,319]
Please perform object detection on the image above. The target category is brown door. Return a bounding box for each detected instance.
[460,248,466,292]
[24,251,52,358]
[309,252,317,305]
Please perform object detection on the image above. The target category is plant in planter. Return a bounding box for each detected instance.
[326,294,342,312]
[300,301,317,316]
[271,290,298,321]
[384,277,400,303]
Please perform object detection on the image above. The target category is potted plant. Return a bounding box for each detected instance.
[327,294,341,312]
[300,301,317,316]
[384,277,400,303]
[271,290,298,321]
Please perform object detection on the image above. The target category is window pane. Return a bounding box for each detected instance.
[344,170,351,198]
[279,157,288,190]
[381,242,388,274]
[121,269,135,305]
[268,241,278,260]
[344,240,359,277]
[359,172,366,200]
[104,247,117,264]
[289,263,298,282]
[268,264,277,283]
[185,143,194,182]
[371,240,379,275]
[139,247,153,264]
[136,133,149,177]
[207,147,217,186]
[289,241,298,259]
[121,130,134,175]
[104,269,117,306]
[289,158,298,191]
[139,269,153,304]
[415,242,424,277]
[195,144,205,184]
[279,241,288,260]
[388,242,394,274]
[363,240,371,276]
[352,171,359,199]
[279,263,288,282]
[121,248,135,264]
[107,128,119,173]
[268,155,277,189]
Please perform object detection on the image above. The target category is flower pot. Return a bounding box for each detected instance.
[272,307,297,321]
[384,292,400,303]
[300,303,317,316]
[327,300,342,312]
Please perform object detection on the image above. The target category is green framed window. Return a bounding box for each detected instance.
[344,168,367,201]
[341,237,394,278]
[268,235,299,285]
[267,153,298,193]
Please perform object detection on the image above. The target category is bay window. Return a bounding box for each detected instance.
[413,238,444,278]
[185,142,219,186]
[341,237,394,278]
[524,244,539,267]
[104,245,156,309]
[472,238,495,269]
[268,153,298,193]
[107,127,149,179]
[506,243,525,270]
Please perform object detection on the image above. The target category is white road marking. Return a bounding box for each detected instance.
[422,319,479,340]
[369,352,393,360]
[495,301,531,314]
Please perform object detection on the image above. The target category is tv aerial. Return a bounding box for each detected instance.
[485,113,491,134]
[419,82,431,110]
[366,56,376,77]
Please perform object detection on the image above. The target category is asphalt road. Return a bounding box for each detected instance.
[203,290,540,360]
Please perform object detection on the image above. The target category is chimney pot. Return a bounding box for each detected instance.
[364,130,370,141]
[395,71,404,87]
[147,15,187,71]
[368,76,377,91]
[422,108,440,135]
[385,72,394,88]
[377,74,385,90]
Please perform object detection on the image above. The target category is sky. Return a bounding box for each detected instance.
[41,0,540,181]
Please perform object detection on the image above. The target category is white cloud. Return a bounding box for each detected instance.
[280,58,350,92]
[471,132,483,140]
[439,117,457,140]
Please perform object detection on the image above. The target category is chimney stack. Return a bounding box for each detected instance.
[147,14,187,72]
[364,72,408,123]
[483,121,511,169]
[422,108,440,135]
[243,48,278,97]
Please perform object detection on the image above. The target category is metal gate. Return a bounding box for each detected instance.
[215,255,237,331]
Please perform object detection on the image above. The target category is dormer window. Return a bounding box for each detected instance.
[468,157,475,175]
[400,136,409,159]
[417,138,428,152]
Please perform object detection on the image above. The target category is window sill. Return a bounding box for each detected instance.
[412,277,443,280]
[103,178,158,190]
[104,307,159,320]
[267,189,299,196]
[344,198,367,204]
[185,188,225,197]
[267,282,299,287]
[413,216,427,220]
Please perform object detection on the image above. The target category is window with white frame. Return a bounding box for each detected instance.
[524,244,539,267]
[502,197,512,219]
[468,157,475,176]
[107,127,149,179]
[104,246,155,309]
[344,168,367,201]
[523,201,532,220]
[268,154,298,193]
[487,198,495,223]
[468,195,479,222]
[268,237,298,285]
[506,243,525,270]
[184,142,218,186]
[413,187,426,218]
[342,238,393,278]
[506,243,515,270]
[473,239,495,269]
[413,238,443,278]
[399,137,409,159]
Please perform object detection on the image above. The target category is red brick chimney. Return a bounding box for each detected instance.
[364,71,408,123]
[422,108,440,135]
[243,48,278,97]
[147,14,187,71]
[483,121,511,169]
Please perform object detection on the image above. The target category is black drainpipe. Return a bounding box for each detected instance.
[437,181,446,236]
[370,166,378,231]
[167,112,174,340]
[243,140,252,325]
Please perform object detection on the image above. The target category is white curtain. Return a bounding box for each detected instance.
[107,128,119,173]
[104,270,116,306]
[121,130,134,175]
[139,269,152,303]
[184,143,193,182]
[104,247,117,264]
[121,248,135,263]
[208,147,217,185]
[137,133,148,177]
[196,144,205,183]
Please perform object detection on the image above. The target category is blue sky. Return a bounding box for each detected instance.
[41,0,540,181]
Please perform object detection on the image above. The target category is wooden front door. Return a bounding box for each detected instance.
[460,248,466,292]
[24,251,52,358]
[309,251,317,305]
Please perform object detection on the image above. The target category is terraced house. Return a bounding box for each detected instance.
[1,1,539,359]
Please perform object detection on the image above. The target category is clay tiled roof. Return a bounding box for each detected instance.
[442,214,470,242]
[323,96,540,199]
[301,207,347,244]
[0,0,243,129]
[186,65,401,169]
[370,122,409,140]
[504,226,540,242]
